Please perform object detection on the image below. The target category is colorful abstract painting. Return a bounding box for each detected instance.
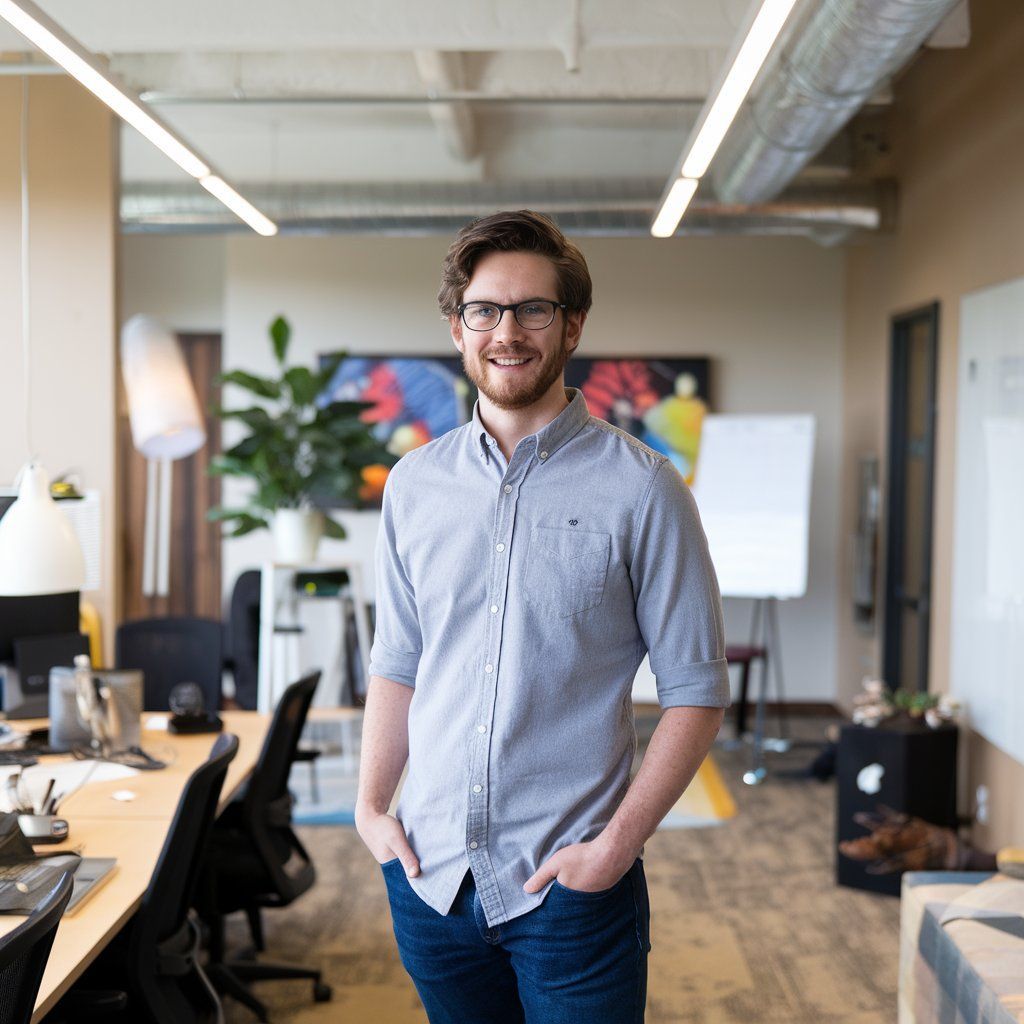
[319,355,470,505]
[565,358,710,483]
[319,353,710,505]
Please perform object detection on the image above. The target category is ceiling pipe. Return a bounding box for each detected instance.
[120,178,890,244]
[712,0,963,204]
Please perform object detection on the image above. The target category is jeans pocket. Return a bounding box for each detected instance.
[553,874,624,899]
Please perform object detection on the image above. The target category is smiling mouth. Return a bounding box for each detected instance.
[488,356,534,367]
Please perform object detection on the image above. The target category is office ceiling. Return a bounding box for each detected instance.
[0,0,960,237]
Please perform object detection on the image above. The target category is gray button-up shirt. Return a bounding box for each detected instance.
[367,386,730,926]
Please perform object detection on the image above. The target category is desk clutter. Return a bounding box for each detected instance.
[0,671,330,1022]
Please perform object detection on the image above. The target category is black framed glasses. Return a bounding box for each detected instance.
[458,299,567,332]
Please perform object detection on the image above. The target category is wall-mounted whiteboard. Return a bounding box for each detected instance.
[951,278,1024,765]
[691,415,816,600]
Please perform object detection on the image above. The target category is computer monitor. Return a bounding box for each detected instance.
[0,592,80,664]
[5,631,89,719]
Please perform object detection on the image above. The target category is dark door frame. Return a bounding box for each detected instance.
[883,302,939,693]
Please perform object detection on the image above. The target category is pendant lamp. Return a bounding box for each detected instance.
[0,463,85,596]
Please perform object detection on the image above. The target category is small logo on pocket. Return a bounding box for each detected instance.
[568,519,579,526]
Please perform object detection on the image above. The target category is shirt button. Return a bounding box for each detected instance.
[539,450,548,459]
[495,542,505,552]
[485,663,493,673]
[490,605,498,614]
[469,841,479,850]
[472,784,483,793]
[503,484,512,493]
[477,725,486,733]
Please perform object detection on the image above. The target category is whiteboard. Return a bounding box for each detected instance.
[690,415,816,600]
[951,278,1024,765]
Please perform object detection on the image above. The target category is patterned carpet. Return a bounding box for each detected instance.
[223,716,901,1023]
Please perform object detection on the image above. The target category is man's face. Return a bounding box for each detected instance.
[450,250,585,411]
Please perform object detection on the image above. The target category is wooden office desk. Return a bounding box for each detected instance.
[0,710,271,1022]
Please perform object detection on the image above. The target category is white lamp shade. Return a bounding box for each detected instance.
[120,315,206,460]
[0,463,86,596]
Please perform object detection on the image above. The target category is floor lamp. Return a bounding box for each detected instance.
[120,315,206,598]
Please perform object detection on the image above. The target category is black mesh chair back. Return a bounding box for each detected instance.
[128,732,238,1024]
[0,872,74,1024]
[226,571,261,710]
[116,617,224,712]
[241,671,320,900]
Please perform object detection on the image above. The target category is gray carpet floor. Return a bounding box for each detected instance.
[222,716,900,1023]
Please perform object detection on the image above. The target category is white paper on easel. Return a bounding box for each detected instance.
[690,415,815,600]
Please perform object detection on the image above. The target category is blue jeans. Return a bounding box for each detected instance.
[381,856,651,1024]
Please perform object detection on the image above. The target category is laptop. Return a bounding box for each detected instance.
[0,856,117,915]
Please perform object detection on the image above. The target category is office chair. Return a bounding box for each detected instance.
[116,617,224,713]
[197,671,331,1020]
[0,872,73,1024]
[63,732,239,1024]
[225,570,323,800]
[225,571,261,711]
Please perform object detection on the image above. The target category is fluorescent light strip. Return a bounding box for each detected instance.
[0,0,277,235]
[651,178,699,238]
[650,0,797,237]
[200,176,278,237]
[681,0,798,179]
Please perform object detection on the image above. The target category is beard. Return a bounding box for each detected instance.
[462,325,572,411]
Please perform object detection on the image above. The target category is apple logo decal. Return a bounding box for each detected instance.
[857,762,885,795]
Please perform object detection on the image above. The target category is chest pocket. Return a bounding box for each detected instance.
[525,526,611,619]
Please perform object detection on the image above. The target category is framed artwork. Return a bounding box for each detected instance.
[319,353,710,505]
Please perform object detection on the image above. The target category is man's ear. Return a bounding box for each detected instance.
[565,309,587,356]
[449,314,465,354]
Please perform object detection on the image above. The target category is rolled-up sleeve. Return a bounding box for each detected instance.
[367,469,422,688]
[630,459,731,709]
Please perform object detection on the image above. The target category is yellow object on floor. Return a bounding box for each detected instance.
[661,753,736,828]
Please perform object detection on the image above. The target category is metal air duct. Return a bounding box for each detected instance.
[712,0,963,204]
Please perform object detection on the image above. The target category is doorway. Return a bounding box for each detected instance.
[883,303,939,693]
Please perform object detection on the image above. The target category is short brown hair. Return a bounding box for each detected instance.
[438,210,593,318]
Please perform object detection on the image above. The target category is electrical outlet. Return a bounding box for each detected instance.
[976,784,990,825]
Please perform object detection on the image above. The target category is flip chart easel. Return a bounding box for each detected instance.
[691,415,816,783]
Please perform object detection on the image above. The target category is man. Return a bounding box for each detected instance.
[356,210,729,1024]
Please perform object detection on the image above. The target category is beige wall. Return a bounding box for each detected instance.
[0,78,118,662]
[839,0,1024,847]
[120,234,224,330]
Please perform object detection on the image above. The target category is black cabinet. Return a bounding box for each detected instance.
[835,720,958,895]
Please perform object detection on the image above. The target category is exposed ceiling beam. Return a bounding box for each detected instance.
[414,50,477,161]
[0,0,745,53]
[101,49,726,103]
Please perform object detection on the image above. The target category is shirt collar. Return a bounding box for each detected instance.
[472,387,591,463]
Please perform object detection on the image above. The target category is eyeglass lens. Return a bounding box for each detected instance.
[462,301,557,331]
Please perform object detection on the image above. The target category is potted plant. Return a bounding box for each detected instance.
[207,316,395,563]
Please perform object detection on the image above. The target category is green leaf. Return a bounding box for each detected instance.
[270,316,290,364]
[285,366,319,406]
[317,400,375,420]
[208,454,254,477]
[225,434,265,460]
[213,406,274,430]
[322,515,347,540]
[316,350,347,385]
[229,515,269,537]
[218,370,281,400]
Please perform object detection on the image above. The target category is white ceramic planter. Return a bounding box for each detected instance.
[272,508,324,564]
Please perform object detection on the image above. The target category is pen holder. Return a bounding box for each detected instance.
[17,814,69,845]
